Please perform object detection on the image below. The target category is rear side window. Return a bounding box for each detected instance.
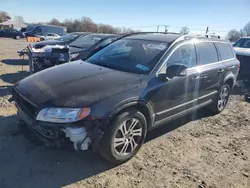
[216,43,234,60]
[196,42,218,65]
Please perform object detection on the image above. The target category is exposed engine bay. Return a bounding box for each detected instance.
[31,45,70,72]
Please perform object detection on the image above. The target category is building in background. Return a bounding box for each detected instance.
[0,20,27,30]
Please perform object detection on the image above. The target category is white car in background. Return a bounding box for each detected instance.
[39,33,61,41]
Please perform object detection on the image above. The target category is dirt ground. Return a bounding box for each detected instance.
[0,38,249,188]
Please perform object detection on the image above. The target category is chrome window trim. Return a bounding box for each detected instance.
[156,40,236,75]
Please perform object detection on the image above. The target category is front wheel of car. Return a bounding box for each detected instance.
[15,35,20,40]
[99,108,147,164]
[210,84,230,114]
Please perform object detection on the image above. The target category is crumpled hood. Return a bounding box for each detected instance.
[234,47,250,56]
[15,61,141,108]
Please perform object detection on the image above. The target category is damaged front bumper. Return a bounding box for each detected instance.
[16,103,103,151]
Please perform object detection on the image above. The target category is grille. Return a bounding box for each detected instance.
[14,90,38,119]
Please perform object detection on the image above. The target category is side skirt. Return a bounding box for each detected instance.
[152,99,213,129]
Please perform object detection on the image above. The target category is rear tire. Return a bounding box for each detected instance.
[99,108,147,164]
[209,84,230,114]
[15,35,20,40]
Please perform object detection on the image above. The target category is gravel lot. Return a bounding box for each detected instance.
[0,38,249,188]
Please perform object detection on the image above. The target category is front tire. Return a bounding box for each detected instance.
[210,84,230,114]
[99,108,147,164]
[15,35,21,40]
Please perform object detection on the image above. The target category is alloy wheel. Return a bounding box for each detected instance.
[113,118,142,156]
[217,87,229,111]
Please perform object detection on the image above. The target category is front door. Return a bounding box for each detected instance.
[152,42,200,125]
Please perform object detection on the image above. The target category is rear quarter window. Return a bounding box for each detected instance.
[216,43,234,60]
[196,42,218,65]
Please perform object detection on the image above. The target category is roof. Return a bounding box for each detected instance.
[126,33,181,43]
[0,20,27,27]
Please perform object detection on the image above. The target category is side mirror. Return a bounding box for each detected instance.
[166,64,188,79]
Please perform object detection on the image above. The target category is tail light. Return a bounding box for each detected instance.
[237,63,240,70]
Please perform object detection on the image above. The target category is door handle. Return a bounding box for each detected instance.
[218,69,224,74]
[191,75,200,80]
[202,75,209,79]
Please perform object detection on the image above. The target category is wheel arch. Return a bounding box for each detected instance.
[223,73,235,89]
[108,100,155,130]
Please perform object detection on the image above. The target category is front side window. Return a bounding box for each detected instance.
[216,43,234,60]
[196,42,218,65]
[36,27,42,34]
[88,39,169,74]
[166,43,197,68]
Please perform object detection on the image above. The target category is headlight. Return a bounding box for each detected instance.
[70,53,79,60]
[36,108,91,123]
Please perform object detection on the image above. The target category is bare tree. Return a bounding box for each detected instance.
[0,11,11,22]
[81,17,98,32]
[14,16,25,23]
[180,26,190,35]
[241,21,250,36]
[48,18,61,26]
[36,16,139,33]
[226,29,241,42]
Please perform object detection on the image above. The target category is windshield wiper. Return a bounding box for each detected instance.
[69,45,83,49]
[88,60,139,73]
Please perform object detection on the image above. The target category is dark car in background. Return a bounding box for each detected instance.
[32,33,121,72]
[13,33,239,164]
[0,29,24,39]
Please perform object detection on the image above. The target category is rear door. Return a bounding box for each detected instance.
[196,42,225,104]
[215,42,238,81]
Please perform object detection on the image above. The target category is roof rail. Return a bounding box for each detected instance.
[182,34,221,40]
[119,31,181,38]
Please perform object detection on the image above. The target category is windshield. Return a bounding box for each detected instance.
[55,33,79,42]
[69,34,105,49]
[233,38,250,48]
[88,39,169,74]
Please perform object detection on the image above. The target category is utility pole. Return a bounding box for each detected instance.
[157,25,169,33]
[205,27,209,34]
[164,25,168,33]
